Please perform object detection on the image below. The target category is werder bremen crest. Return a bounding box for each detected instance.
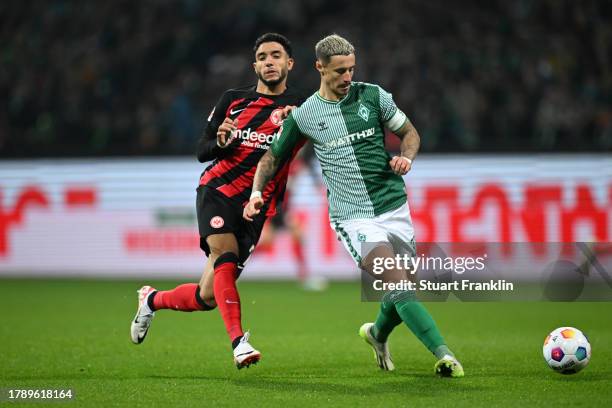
[358,104,369,122]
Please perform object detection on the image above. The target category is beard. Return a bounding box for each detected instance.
[257,69,287,87]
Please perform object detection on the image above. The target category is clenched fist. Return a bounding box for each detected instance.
[217,118,238,148]
[243,196,264,221]
[389,156,412,175]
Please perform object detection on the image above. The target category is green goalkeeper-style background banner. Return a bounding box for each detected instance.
[0,155,610,279]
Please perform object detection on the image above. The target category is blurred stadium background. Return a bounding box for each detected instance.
[0,0,610,279]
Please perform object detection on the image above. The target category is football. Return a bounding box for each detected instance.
[543,327,591,374]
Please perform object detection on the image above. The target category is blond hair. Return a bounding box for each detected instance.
[315,34,355,64]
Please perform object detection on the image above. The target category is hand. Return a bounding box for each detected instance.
[243,197,264,222]
[217,118,238,147]
[279,105,296,120]
[389,156,412,175]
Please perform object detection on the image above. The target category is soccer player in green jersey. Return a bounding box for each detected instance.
[244,34,464,377]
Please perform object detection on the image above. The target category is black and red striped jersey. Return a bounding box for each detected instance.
[196,85,306,216]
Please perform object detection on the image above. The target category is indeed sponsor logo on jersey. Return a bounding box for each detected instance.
[231,128,280,149]
[322,127,375,150]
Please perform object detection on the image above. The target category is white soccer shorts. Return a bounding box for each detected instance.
[331,202,416,266]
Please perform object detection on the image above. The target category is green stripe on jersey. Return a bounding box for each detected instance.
[338,84,407,218]
[272,82,407,222]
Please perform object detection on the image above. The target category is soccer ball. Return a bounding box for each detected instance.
[543,327,591,374]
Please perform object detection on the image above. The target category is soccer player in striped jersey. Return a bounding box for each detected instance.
[130,33,305,369]
[245,34,464,377]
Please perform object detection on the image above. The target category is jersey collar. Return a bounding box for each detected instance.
[316,86,352,104]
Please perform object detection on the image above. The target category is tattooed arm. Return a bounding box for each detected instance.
[389,120,420,175]
[243,149,280,221]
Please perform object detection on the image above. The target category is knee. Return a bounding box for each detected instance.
[199,287,216,307]
[197,285,217,310]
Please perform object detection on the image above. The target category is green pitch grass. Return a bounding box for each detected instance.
[1,279,611,407]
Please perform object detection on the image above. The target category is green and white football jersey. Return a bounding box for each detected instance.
[272,82,409,222]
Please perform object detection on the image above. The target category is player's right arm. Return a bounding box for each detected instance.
[243,113,305,221]
[196,91,236,163]
[243,149,278,221]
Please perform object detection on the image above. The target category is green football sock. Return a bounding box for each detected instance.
[391,291,448,355]
[433,345,454,360]
[372,294,402,342]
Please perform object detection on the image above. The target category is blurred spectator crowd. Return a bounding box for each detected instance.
[1,0,611,157]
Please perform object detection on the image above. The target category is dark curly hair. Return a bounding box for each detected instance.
[253,33,292,58]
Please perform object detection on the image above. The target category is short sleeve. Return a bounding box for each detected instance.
[377,85,408,133]
[271,113,306,160]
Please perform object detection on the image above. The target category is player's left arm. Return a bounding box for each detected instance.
[389,119,420,176]
[377,84,420,175]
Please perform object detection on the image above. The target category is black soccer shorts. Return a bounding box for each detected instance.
[196,185,267,270]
